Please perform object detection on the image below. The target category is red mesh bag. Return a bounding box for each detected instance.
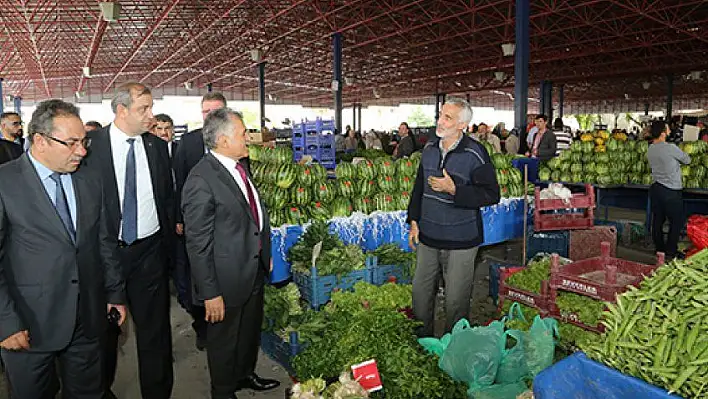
[687,215,708,250]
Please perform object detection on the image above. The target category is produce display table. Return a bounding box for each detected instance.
[534,352,683,399]
[269,199,531,283]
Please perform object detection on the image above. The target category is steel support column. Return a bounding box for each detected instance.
[13,96,21,114]
[258,62,266,131]
[666,74,673,121]
[435,94,440,122]
[357,104,362,132]
[558,85,564,119]
[539,81,547,116]
[352,104,357,132]
[0,78,4,114]
[644,102,650,116]
[544,81,553,121]
[207,83,213,93]
[514,0,530,132]
[333,32,343,135]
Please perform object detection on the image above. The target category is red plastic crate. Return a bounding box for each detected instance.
[547,306,605,334]
[534,210,594,232]
[569,226,617,261]
[534,183,596,211]
[549,242,664,302]
[498,267,550,311]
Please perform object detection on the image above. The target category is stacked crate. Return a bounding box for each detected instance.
[292,118,336,169]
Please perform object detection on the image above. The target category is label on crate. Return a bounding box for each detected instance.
[559,311,580,323]
[506,289,536,305]
[351,359,383,392]
[560,279,598,296]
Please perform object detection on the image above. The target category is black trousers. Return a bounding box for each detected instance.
[2,300,102,399]
[104,233,174,399]
[206,267,265,399]
[650,183,684,257]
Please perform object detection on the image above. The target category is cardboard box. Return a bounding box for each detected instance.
[247,131,275,143]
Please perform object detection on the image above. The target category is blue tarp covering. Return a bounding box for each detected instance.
[269,200,530,283]
[533,352,683,399]
[511,157,540,183]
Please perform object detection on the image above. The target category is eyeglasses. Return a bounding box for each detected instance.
[11,121,23,126]
[43,134,92,149]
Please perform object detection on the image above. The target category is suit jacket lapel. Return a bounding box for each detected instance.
[71,172,88,246]
[142,134,162,205]
[207,154,257,227]
[94,126,120,208]
[19,155,74,245]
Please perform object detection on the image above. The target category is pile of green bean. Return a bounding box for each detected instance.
[580,250,708,398]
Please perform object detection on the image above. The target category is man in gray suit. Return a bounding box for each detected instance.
[182,108,279,399]
[0,99,127,398]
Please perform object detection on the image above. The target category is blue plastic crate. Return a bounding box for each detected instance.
[291,136,304,148]
[293,261,373,309]
[369,257,412,285]
[486,257,523,303]
[526,228,569,261]
[260,330,304,375]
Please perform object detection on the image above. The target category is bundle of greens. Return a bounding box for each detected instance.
[292,309,466,399]
[555,291,606,326]
[327,282,412,314]
[581,250,708,398]
[289,221,343,266]
[500,301,540,332]
[504,258,549,294]
[370,244,416,266]
[263,283,303,332]
[557,322,598,350]
[309,244,367,276]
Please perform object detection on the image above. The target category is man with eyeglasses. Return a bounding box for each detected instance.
[82,82,174,399]
[0,112,24,164]
[0,99,126,398]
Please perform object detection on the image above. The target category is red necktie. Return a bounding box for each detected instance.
[235,162,260,231]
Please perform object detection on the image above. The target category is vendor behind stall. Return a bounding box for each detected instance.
[647,120,691,259]
[525,114,557,161]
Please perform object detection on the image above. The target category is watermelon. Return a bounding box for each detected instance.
[291,186,311,206]
[275,163,297,189]
[606,138,619,152]
[596,164,609,175]
[559,150,572,162]
[410,152,422,161]
[309,163,328,182]
[353,197,374,214]
[270,210,284,227]
[581,141,594,154]
[500,185,510,198]
[356,160,378,180]
[285,206,308,225]
[702,154,708,168]
[375,158,396,176]
[271,188,289,209]
[596,175,612,186]
[377,175,397,193]
[686,178,701,189]
[397,175,414,192]
[571,153,583,163]
[539,167,551,181]
[373,193,396,212]
[636,140,649,153]
[691,166,705,179]
[491,153,508,169]
[631,163,645,174]
[584,173,597,184]
[358,180,378,197]
[313,182,336,202]
[273,147,293,164]
[297,164,317,186]
[681,165,691,178]
[248,145,263,162]
[570,141,583,153]
[625,141,636,152]
[396,158,418,177]
[335,162,357,180]
[547,157,561,170]
[570,163,583,174]
[559,162,572,173]
[560,172,572,183]
[338,180,356,198]
[496,170,508,185]
[308,202,331,222]
[550,170,561,182]
[397,191,411,210]
[508,168,522,184]
[331,198,353,217]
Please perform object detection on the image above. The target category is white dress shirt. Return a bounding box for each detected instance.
[211,151,264,230]
[110,124,161,240]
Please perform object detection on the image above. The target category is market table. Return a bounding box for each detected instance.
[269,198,531,283]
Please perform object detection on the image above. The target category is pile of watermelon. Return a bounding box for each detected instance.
[333,154,420,216]
[491,153,533,198]
[539,132,708,188]
[250,144,422,227]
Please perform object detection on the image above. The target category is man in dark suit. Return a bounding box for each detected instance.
[0,139,22,165]
[182,108,279,399]
[172,91,226,350]
[0,100,126,398]
[0,112,25,149]
[83,82,174,399]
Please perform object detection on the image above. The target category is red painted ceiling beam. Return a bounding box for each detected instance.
[77,15,108,93]
[607,0,708,44]
[103,0,183,92]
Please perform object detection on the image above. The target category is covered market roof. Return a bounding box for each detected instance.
[0,0,707,111]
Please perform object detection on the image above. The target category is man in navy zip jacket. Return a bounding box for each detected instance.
[407,97,500,337]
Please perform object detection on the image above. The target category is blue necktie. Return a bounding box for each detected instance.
[122,138,138,244]
[49,172,76,244]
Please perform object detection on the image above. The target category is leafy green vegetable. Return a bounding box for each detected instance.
[500,301,539,331]
[558,322,598,350]
[370,244,416,266]
[293,244,366,276]
[327,282,412,314]
[505,257,551,294]
[555,291,606,326]
[263,283,302,332]
[288,221,343,265]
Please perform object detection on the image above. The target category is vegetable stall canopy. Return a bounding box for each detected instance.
[0,0,707,108]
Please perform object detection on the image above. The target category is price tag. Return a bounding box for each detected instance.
[311,241,323,269]
[351,359,382,392]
